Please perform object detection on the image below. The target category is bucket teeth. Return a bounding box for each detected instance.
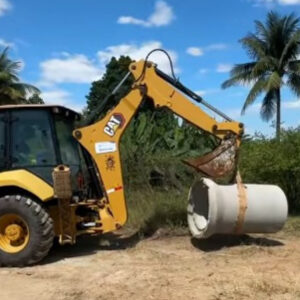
[183,138,237,178]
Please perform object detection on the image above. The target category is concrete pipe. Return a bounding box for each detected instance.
[187,178,288,239]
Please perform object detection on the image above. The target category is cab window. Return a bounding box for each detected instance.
[11,110,56,167]
[54,115,80,166]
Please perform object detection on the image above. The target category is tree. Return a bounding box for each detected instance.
[85,55,156,124]
[222,12,300,139]
[85,56,212,188]
[86,56,133,117]
[0,47,39,105]
[27,93,44,104]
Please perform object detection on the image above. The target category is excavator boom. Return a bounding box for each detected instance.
[73,60,244,233]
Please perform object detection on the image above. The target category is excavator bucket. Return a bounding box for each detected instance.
[183,138,237,178]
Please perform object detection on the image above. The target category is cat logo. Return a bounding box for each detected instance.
[104,113,125,137]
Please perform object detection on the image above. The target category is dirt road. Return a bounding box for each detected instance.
[1,232,300,300]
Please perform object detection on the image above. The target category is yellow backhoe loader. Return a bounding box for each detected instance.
[0,50,287,267]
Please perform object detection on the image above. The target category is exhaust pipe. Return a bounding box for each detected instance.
[187,178,288,239]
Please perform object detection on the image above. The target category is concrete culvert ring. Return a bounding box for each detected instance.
[187,181,210,238]
[187,178,288,239]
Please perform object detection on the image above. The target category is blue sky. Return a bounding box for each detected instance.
[1,0,300,136]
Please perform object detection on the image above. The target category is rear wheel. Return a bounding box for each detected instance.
[0,195,54,267]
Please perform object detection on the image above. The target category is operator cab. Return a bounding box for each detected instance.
[0,105,89,195]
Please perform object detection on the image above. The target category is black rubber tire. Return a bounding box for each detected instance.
[0,195,54,267]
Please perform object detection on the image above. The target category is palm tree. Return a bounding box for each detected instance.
[222,11,300,139]
[0,47,39,104]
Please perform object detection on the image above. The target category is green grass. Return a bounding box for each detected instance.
[124,187,188,235]
[124,185,300,238]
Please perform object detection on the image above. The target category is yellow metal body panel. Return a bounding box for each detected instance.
[0,170,54,201]
[75,60,243,233]
[74,88,144,232]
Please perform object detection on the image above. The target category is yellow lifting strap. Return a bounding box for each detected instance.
[235,171,248,234]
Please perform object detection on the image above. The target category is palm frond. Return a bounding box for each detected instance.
[282,13,300,39]
[0,47,39,103]
[251,56,278,77]
[10,83,40,95]
[266,71,282,91]
[0,47,9,63]
[222,62,256,88]
[266,11,281,32]
[222,73,252,89]
[229,62,257,76]
[0,71,10,82]
[287,72,300,97]
[264,11,300,59]
[5,61,22,76]
[260,90,277,121]
[255,20,269,40]
[279,30,300,68]
[288,60,300,73]
[0,70,19,83]
[0,86,24,101]
[241,78,267,114]
[240,34,266,59]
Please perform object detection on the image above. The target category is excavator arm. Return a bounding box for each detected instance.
[130,61,243,140]
[73,60,244,233]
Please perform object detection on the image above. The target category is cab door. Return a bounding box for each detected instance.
[10,109,57,183]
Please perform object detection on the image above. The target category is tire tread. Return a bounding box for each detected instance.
[0,195,54,267]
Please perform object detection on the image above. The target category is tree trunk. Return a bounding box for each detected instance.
[276,88,281,140]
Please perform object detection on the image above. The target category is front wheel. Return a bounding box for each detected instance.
[0,195,54,267]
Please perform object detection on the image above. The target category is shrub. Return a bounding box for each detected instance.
[239,127,300,213]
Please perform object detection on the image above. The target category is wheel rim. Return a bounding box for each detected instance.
[0,214,30,253]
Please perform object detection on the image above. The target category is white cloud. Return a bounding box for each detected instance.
[283,100,300,109]
[186,47,203,56]
[0,38,14,48]
[186,43,228,57]
[216,63,233,73]
[252,0,273,6]
[148,1,174,26]
[0,0,11,16]
[39,53,102,86]
[41,89,71,104]
[117,1,174,27]
[41,89,84,112]
[278,0,300,3]
[253,0,300,5]
[117,17,148,27]
[37,40,178,111]
[38,40,178,88]
[97,41,178,74]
